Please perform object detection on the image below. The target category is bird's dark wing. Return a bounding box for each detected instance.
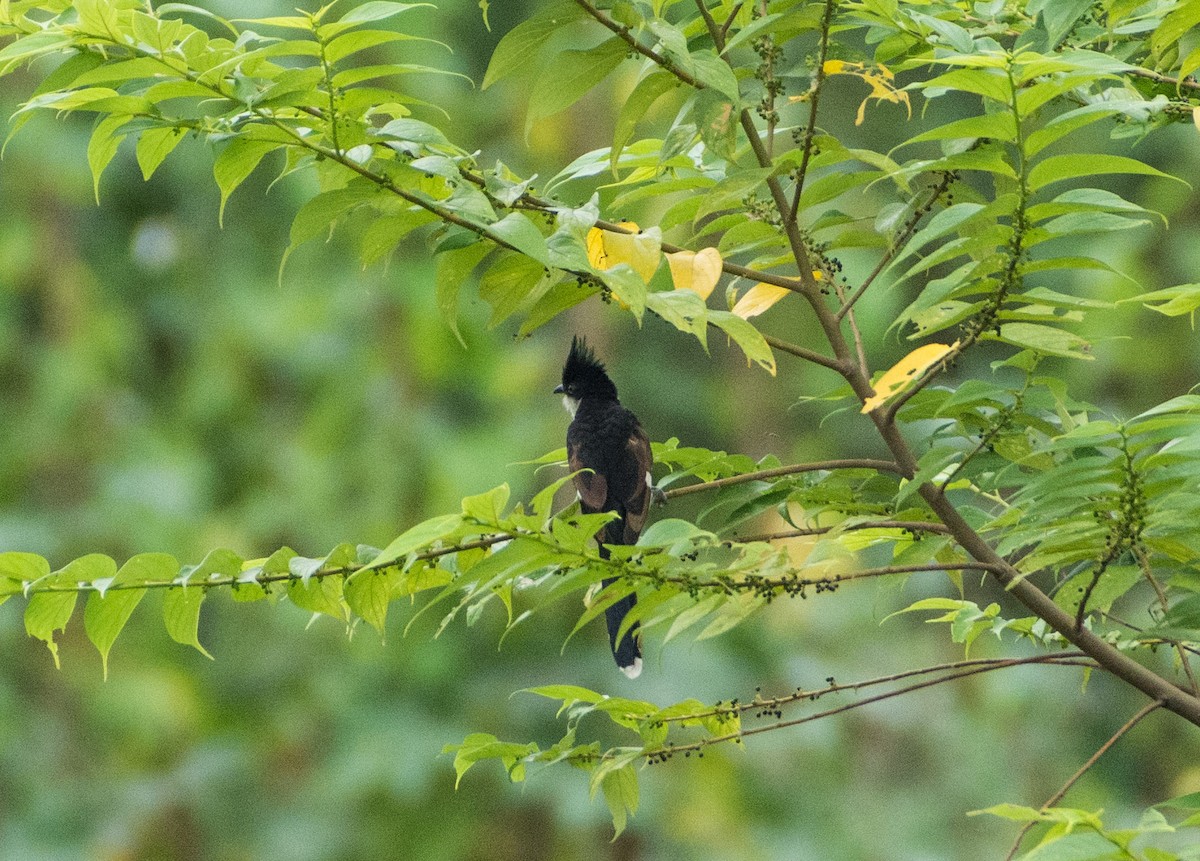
[568,439,608,512]
[620,423,654,544]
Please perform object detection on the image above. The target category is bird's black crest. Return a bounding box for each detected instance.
[562,336,618,400]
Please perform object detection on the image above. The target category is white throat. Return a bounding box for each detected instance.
[562,394,580,417]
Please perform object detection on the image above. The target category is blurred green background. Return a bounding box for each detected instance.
[2,2,1199,859]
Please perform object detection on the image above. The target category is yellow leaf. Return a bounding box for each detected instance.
[1194,105,1200,134]
[731,283,791,319]
[861,342,959,413]
[812,269,824,282]
[667,247,723,300]
[585,223,660,282]
[822,59,850,75]
[586,222,636,268]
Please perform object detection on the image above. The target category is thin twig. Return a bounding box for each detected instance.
[762,333,843,372]
[836,171,954,321]
[659,653,1092,725]
[718,2,742,43]
[1135,546,1200,696]
[649,655,1100,757]
[787,0,837,224]
[1126,66,1200,93]
[665,459,903,499]
[573,0,704,89]
[1003,700,1163,861]
[734,520,952,542]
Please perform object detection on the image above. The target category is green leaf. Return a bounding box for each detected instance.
[436,241,493,346]
[695,168,772,222]
[1151,0,1200,53]
[708,310,776,374]
[374,117,450,146]
[647,289,708,344]
[25,592,76,668]
[87,115,128,205]
[363,512,464,570]
[26,552,99,667]
[462,484,511,524]
[519,277,599,335]
[0,31,75,66]
[335,1,432,26]
[1028,154,1183,192]
[163,586,213,659]
[523,684,606,706]
[909,12,974,52]
[285,183,380,266]
[969,803,1045,822]
[1123,284,1200,318]
[479,253,547,327]
[486,212,549,265]
[482,2,584,89]
[692,89,737,160]
[690,50,740,103]
[611,70,677,175]
[600,764,639,838]
[286,565,348,620]
[901,112,1018,146]
[918,67,1012,104]
[1038,0,1095,47]
[345,568,393,636]
[0,551,51,587]
[599,265,648,322]
[135,126,185,181]
[528,38,627,127]
[85,553,175,678]
[324,29,437,64]
[445,733,539,788]
[987,323,1093,360]
[213,138,280,227]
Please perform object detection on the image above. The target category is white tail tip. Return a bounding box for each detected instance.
[619,658,643,679]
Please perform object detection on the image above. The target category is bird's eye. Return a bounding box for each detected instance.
[566,384,577,396]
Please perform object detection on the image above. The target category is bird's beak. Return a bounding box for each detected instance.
[553,384,564,394]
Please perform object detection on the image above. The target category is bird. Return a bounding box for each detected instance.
[554,336,654,679]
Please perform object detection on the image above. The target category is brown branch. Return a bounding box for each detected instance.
[836,171,954,321]
[1126,66,1200,93]
[660,653,1092,725]
[1003,700,1163,861]
[762,333,843,371]
[649,654,1100,757]
[734,520,952,542]
[718,2,742,43]
[1134,546,1200,695]
[664,459,903,499]
[786,0,836,224]
[573,0,704,89]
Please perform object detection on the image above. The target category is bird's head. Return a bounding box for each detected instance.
[554,336,618,415]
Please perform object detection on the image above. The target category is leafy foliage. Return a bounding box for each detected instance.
[3,0,1200,846]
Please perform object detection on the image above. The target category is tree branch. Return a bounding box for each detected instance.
[647,654,1100,758]
[836,171,954,321]
[664,459,903,499]
[733,520,951,542]
[786,0,836,224]
[1003,700,1163,861]
[662,653,1093,725]
[762,333,843,371]
[573,0,704,89]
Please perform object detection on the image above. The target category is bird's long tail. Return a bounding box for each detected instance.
[598,518,642,679]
